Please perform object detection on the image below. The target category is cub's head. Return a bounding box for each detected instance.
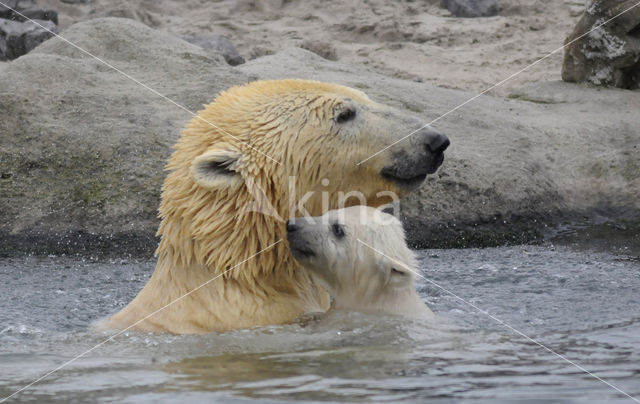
[286,206,429,315]
[179,79,449,218]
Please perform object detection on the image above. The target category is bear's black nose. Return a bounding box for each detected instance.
[286,220,297,233]
[424,131,450,154]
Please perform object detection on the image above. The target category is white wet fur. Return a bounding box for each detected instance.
[287,206,433,317]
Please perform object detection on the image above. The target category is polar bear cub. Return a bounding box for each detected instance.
[286,206,433,317]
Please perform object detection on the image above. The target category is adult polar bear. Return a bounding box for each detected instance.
[105,79,449,334]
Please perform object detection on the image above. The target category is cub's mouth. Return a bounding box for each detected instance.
[287,235,316,260]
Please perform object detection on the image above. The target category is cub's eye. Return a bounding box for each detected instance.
[336,107,356,123]
[391,267,406,276]
[331,223,345,238]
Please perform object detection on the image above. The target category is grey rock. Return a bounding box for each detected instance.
[1,19,639,255]
[0,0,56,24]
[0,18,248,254]
[0,18,57,60]
[440,0,498,18]
[0,0,35,18]
[562,0,640,89]
[180,34,245,66]
[0,0,58,61]
[19,8,59,25]
[300,40,338,61]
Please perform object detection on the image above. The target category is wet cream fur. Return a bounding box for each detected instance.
[288,206,433,317]
[101,80,427,334]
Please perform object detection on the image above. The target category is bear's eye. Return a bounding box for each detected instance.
[336,107,356,124]
[331,223,346,238]
[391,267,406,276]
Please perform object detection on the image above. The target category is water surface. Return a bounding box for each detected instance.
[1,245,639,403]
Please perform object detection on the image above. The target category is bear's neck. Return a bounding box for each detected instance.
[156,208,293,286]
[109,209,330,333]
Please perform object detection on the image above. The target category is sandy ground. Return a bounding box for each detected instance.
[38,0,587,96]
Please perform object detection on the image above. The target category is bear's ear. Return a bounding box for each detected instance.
[191,148,243,189]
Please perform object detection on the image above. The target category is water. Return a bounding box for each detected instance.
[1,244,639,403]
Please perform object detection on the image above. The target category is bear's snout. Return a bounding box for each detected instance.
[380,128,449,190]
[286,220,319,262]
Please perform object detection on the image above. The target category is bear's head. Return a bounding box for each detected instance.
[286,205,429,316]
[160,80,448,276]
[182,80,448,217]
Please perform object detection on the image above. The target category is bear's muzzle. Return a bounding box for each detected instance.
[380,128,450,189]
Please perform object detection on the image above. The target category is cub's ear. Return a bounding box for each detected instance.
[191,148,243,189]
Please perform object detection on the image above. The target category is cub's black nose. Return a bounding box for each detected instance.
[286,220,297,233]
[424,131,450,154]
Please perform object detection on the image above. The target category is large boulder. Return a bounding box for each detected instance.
[1,18,638,255]
[562,0,640,89]
[0,17,248,255]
